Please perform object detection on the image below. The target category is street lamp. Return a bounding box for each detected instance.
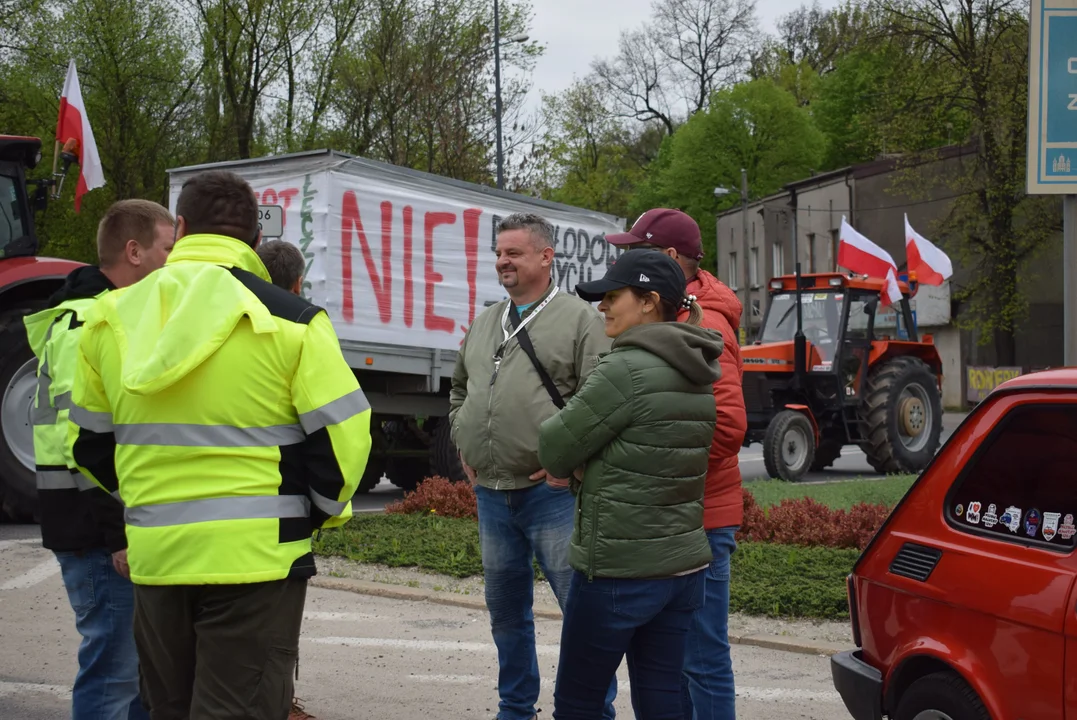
[493,0,528,190]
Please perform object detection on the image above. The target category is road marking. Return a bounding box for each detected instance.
[409,674,490,684]
[0,559,60,591]
[406,671,841,703]
[0,539,42,552]
[0,681,71,699]
[303,611,381,622]
[739,447,864,463]
[307,636,560,657]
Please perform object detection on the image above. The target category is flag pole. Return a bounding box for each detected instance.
[52,140,60,176]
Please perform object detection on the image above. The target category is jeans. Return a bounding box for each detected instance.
[476,482,617,720]
[554,569,705,720]
[55,548,149,720]
[680,528,738,720]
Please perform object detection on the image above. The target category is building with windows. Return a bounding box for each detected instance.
[716,144,1064,408]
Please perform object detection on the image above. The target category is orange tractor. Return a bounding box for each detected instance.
[742,271,944,482]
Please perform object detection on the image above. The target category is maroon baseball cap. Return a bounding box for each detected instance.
[605,208,704,261]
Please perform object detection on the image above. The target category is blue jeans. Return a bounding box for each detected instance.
[476,482,617,720]
[554,569,705,720]
[680,528,738,720]
[55,548,149,720]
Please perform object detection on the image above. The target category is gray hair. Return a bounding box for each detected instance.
[497,212,555,250]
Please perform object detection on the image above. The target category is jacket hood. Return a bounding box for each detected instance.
[689,270,742,333]
[83,233,277,397]
[24,266,115,357]
[613,322,723,385]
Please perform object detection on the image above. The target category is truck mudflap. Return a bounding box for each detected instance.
[831,650,883,720]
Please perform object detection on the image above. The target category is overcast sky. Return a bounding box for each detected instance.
[518,0,840,114]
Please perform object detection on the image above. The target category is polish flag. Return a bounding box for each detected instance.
[905,214,952,286]
[55,60,105,212]
[837,217,902,306]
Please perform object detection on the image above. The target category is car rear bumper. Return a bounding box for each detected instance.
[831,649,883,720]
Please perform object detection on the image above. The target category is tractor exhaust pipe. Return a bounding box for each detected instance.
[790,189,806,390]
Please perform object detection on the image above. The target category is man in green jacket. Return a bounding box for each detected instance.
[448,212,615,720]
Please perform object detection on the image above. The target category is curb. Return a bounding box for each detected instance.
[309,575,848,657]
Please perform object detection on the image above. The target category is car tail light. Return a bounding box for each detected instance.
[847,574,863,648]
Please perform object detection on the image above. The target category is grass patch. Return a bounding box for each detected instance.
[747,474,916,510]
[314,515,859,619]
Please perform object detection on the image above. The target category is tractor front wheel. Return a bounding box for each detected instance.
[859,356,943,474]
[763,410,815,482]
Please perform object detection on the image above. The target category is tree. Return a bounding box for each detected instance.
[532,78,659,218]
[631,78,825,267]
[593,0,758,134]
[882,0,1059,365]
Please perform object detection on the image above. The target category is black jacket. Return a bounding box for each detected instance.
[36,266,126,554]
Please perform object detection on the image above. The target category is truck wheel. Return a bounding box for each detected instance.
[894,671,990,720]
[762,410,815,482]
[860,356,943,475]
[810,440,844,472]
[383,420,430,493]
[428,417,465,482]
[0,312,41,523]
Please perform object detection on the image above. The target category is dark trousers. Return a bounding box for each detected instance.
[132,578,307,720]
[554,569,705,720]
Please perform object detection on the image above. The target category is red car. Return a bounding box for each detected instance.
[833,368,1077,720]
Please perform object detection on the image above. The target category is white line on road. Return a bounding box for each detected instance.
[0,680,71,699]
[0,539,42,552]
[307,636,560,657]
[406,671,840,704]
[0,559,60,591]
[739,447,864,463]
[303,611,381,622]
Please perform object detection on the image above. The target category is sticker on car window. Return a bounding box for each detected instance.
[966,501,982,524]
[1024,509,1041,538]
[1060,514,1076,541]
[1043,512,1061,542]
[981,504,999,529]
[1000,506,1022,533]
[955,503,964,517]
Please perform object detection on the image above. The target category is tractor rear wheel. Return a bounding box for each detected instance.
[810,440,844,472]
[0,309,42,523]
[763,410,815,482]
[859,356,943,474]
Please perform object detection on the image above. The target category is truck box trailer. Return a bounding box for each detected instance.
[165,149,626,493]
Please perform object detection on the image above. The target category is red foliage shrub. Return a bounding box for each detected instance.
[734,489,892,550]
[384,476,477,520]
[383,479,891,549]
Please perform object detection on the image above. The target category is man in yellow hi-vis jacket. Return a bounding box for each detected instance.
[68,170,371,720]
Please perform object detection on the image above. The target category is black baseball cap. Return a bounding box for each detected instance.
[575,248,687,305]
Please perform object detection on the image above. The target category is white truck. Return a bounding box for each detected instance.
[165,149,626,493]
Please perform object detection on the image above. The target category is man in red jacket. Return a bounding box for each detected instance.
[606,208,746,719]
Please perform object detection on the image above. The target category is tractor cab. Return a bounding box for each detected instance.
[742,272,944,482]
[0,135,44,259]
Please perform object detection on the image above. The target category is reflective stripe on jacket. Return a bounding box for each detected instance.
[69,234,372,586]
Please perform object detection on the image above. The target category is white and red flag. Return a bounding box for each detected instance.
[837,216,902,306]
[55,59,105,212]
[904,214,952,286]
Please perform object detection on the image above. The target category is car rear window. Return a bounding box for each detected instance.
[946,403,1077,552]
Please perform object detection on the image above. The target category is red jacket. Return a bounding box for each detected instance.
[679,270,747,529]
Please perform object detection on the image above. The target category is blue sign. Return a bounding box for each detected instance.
[1028,1,1077,194]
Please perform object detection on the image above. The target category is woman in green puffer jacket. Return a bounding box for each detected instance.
[538,248,723,720]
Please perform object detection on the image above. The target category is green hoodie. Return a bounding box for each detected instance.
[538,321,723,579]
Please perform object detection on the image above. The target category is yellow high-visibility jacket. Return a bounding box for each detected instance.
[69,233,371,586]
[24,266,126,553]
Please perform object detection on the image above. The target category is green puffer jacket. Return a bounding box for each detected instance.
[538,321,724,579]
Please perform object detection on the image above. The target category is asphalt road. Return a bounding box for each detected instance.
[0,526,850,719]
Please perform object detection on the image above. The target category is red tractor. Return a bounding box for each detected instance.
[0,135,85,521]
[741,270,945,482]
